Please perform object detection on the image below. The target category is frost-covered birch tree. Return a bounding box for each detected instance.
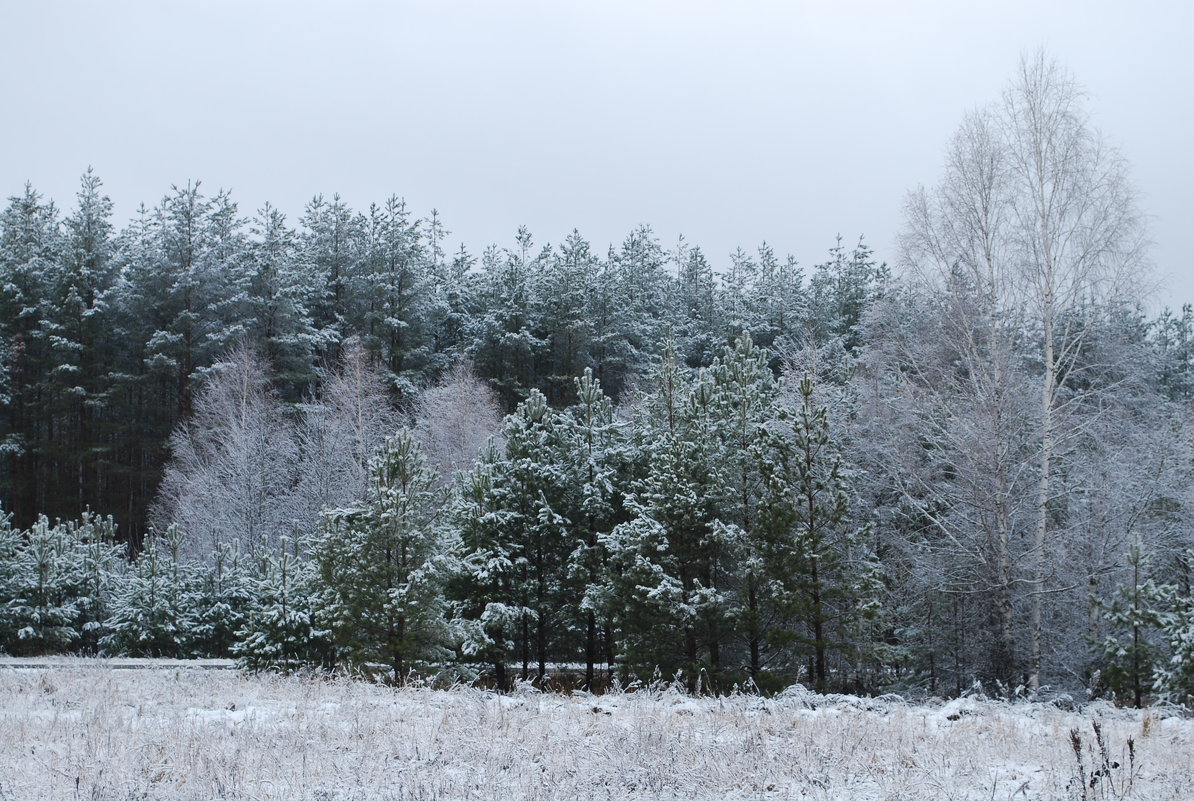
[900,51,1148,688]
[152,345,298,560]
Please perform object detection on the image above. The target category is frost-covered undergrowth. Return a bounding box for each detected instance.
[1,660,1191,800]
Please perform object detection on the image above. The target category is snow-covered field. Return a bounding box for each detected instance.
[1,660,1190,800]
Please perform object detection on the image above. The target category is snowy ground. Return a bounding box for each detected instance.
[1,659,1190,800]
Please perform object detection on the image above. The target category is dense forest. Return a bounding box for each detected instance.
[2,55,1192,703]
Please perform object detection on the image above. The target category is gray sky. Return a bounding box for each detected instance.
[2,0,1190,308]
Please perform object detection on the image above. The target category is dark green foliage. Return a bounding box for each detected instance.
[311,431,453,680]
[234,548,330,672]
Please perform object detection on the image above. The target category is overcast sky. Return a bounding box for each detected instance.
[2,1,1190,308]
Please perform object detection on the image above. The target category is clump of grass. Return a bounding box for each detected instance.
[1069,720,1137,800]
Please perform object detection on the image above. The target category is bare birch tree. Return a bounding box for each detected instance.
[900,50,1148,687]
[152,344,298,560]
[292,339,399,535]
[410,359,504,485]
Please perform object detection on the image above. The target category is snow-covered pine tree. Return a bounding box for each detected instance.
[706,333,780,683]
[102,526,194,657]
[299,193,360,359]
[311,430,454,682]
[673,241,719,367]
[59,511,124,654]
[452,443,520,689]
[2,516,79,654]
[467,229,549,410]
[183,543,255,657]
[758,372,877,692]
[561,368,628,689]
[602,345,734,690]
[0,184,62,527]
[751,243,805,355]
[358,197,434,400]
[42,170,118,518]
[805,236,887,353]
[246,204,320,400]
[453,390,572,684]
[532,231,597,405]
[234,545,328,672]
[1151,574,1194,705]
[0,512,124,655]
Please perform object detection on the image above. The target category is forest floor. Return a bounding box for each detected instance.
[1,658,1190,800]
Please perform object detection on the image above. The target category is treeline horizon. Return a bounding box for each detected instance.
[3,54,1194,702]
[0,169,882,543]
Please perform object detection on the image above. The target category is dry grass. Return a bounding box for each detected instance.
[0,659,1190,800]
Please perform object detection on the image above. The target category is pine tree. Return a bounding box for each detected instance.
[184,544,255,657]
[299,193,360,357]
[0,184,62,528]
[456,391,573,682]
[3,517,80,654]
[561,368,627,688]
[43,170,118,519]
[102,527,193,657]
[468,229,548,410]
[806,236,886,353]
[452,444,520,689]
[603,346,734,690]
[246,204,320,399]
[234,546,329,672]
[759,373,876,691]
[532,231,597,404]
[707,333,779,682]
[674,242,719,367]
[1151,575,1194,705]
[311,431,453,681]
[358,198,433,399]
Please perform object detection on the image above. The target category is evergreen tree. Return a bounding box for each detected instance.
[299,193,360,356]
[452,443,520,689]
[603,346,733,690]
[312,431,453,681]
[358,197,433,399]
[759,373,877,691]
[532,231,597,404]
[453,390,572,685]
[468,229,548,409]
[0,513,122,655]
[562,368,627,688]
[707,333,780,681]
[235,546,329,671]
[0,184,62,527]
[246,204,320,399]
[1151,575,1194,705]
[42,170,118,519]
[806,236,887,353]
[102,527,193,657]
[674,242,719,367]
[184,544,255,657]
